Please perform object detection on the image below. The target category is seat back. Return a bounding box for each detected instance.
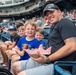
[1,32,11,42]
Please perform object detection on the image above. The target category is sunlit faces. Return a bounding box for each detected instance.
[25,24,36,37]
[35,32,44,41]
[18,29,25,37]
[45,10,61,24]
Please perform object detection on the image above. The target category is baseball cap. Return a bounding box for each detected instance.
[8,25,16,30]
[43,4,59,16]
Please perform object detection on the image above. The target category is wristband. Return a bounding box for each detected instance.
[46,56,51,64]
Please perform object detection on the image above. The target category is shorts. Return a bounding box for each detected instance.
[19,58,54,75]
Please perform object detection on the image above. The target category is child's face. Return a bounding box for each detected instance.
[18,29,25,37]
[25,24,36,37]
[35,32,44,41]
[8,30,16,35]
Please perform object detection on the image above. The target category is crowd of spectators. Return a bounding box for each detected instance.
[0,5,76,74]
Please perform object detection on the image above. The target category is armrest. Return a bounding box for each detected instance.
[54,65,71,75]
[54,61,76,66]
[54,61,76,75]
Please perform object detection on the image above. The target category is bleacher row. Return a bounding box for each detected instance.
[0,20,76,42]
[0,28,50,43]
[0,0,45,16]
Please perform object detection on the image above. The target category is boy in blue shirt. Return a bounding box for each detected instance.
[10,20,40,63]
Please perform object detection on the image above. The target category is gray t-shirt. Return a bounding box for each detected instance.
[46,18,76,62]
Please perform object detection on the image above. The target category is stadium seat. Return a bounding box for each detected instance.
[43,38,48,45]
[44,28,51,39]
[1,32,11,42]
[54,61,76,75]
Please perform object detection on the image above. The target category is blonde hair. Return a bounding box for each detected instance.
[24,20,37,29]
[17,26,25,31]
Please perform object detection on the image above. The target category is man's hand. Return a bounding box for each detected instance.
[31,44,51,63]
[31,51,47,63]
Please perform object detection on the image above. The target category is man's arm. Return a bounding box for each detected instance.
[31,37,76,63]
[48,37,76,62]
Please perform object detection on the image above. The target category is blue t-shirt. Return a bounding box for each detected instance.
[17,36,40,60]
[39,40,45,47]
